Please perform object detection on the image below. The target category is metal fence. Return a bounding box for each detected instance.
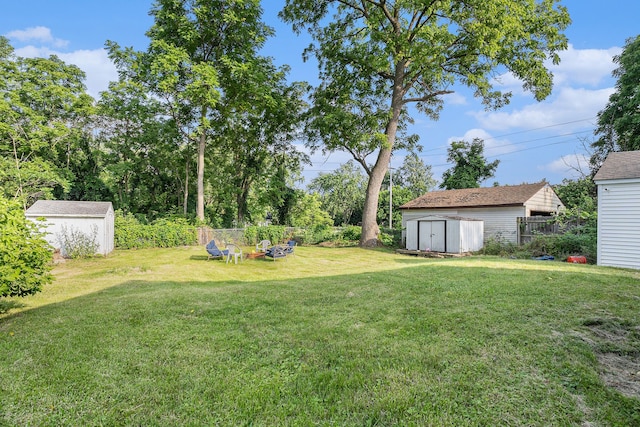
[197,227,246,245]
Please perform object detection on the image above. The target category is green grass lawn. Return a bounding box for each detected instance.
[1,246,639,426]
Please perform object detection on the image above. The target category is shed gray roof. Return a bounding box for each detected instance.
[593,150,640,181]
[411,214,483,222]
[26,200,113,217]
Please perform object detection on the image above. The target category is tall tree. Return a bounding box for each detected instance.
[212,61,308,225]
[96,80,184,217]
[396,152,436,198]
[108,0,272,222]
[591,34,640,171]
[0,37,95,206]
[281,0,570,246]
[440,138,499,189]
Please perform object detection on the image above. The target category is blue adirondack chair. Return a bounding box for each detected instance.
[206,240,229,260]
[285,240,296,255]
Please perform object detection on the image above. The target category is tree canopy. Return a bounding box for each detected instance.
[281,0,570,246]
[396,153,436,198]
[0,37,96,207]
[440,138,500,190]
[591,34,640,171]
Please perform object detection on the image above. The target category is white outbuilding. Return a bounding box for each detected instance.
[400,182,564,245]
[405,215,484,253]
[25,200,115,256]
[593,150,640,269]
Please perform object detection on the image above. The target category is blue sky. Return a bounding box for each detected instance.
[2,1,638,187]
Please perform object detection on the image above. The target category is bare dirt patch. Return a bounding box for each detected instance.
[582,318,640,399]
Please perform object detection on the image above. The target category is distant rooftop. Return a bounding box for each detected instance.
[593,150,640,181]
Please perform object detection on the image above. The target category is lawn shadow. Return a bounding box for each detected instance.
[0,300,26,314]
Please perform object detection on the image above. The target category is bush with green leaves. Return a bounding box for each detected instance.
[244,226,288,246]
[478,227,597,263]
[57,224,100,259]
[339,225,362,242]
[114,211,197,249]
[0,196,52,298]
[379,228,402,248]
[297,225,334,245]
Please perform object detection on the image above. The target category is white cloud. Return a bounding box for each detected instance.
[541,153,591,179]
[444,92,467,106]
[58,49,118,98]
[472,86,613,131]
[7,27,116,98]
[490,44,620,96]
[14,45,117,99]
[447,128,517,157]
[549,44,621,87]
[5,26,68,48]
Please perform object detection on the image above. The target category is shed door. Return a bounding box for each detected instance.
[418,221,445,252]
[406,221,418,250]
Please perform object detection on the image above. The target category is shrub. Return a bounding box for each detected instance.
[57,225,99,259]
[244,226,288,246]
[114,211,197,249]
[0,196,52,298]
[340,225,361,241]
[478,228,597,263]
[478,235,517,257]
[552,227,597,262]
[295,225,339,245]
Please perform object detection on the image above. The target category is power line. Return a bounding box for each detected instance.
[417,129,593,159]
[479,117,597,141]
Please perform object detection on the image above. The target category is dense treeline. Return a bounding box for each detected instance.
[0,1,309,228]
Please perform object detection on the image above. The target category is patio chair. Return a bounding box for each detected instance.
[284,240,296,255]
[265,245,288,261]
[206,240,229,260]
[225,244,244,264]
[256,239,271,253]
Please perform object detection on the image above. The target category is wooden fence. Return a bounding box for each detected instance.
[517,216,560,245]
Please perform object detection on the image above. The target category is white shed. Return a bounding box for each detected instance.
[405,215,484,253]
[400,182,564,245]
[25,200,115,256]
[593,150,640,269]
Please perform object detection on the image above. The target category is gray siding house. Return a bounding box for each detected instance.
[593,150,640,269]
[25,200,115,256]
[400,182,564,245]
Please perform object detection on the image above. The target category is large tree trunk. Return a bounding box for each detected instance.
[359,62,405,247]
[196,108,207,221]
[359,147,392,246]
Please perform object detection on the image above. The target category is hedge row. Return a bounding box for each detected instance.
[114,212,197,249]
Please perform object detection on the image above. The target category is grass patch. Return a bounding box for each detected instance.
[1,247,639,425]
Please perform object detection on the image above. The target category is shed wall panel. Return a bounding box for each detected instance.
[460,220,484,252]
[597,182,640,269]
